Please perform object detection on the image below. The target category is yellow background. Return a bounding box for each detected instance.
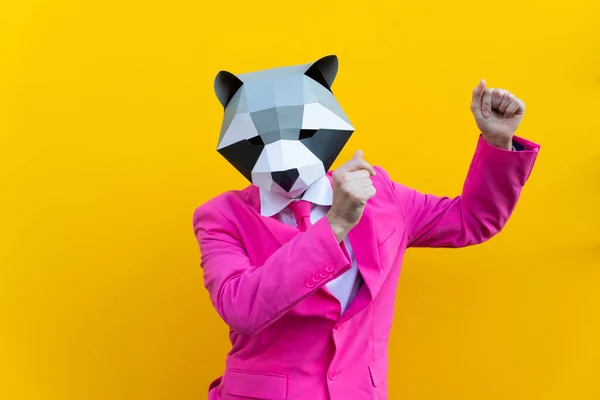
[1,0,599,398]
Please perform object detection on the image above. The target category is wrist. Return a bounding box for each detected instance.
[326,213,351,243]
[482,134,513,150]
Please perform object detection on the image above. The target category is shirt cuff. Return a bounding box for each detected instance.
[512,139,526,151]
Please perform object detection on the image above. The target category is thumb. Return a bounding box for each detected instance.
[471,79,486,112]
[348,149,376,176]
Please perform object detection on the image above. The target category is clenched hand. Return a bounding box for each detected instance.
[326,150,376,242]
[471,79,526,150]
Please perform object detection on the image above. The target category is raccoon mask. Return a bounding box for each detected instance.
[213,55,355,199]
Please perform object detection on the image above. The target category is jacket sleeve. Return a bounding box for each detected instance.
[386,135,540,248]
[193,205,351,336]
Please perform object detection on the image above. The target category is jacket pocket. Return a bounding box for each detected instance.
[223,368,287,399]
[377,227,397,246]
[377,228,402,262]
[368,353,389,387]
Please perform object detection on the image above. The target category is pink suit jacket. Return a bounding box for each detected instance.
[193,136,540,400]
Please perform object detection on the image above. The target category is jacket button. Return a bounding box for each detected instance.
[312,275,322,283]
[328,370,339,380]
[325,265,334,273]
[306,280,315,288]
[319,270,329,278]
[334,323,343,330]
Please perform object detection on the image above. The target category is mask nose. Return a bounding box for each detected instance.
[271,168,300,193]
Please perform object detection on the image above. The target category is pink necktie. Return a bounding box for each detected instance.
[288,200,312,232]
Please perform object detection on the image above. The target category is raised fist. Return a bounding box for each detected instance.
[471,79,526,150]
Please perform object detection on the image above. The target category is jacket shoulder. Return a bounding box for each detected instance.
[192,186,255,226]
[372,166,394,187]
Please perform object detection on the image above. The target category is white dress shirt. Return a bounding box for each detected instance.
[260,176,362,314]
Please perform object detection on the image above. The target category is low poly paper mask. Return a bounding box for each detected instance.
[213,55,355,198]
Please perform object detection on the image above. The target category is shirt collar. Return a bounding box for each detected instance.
[259,175,333,217]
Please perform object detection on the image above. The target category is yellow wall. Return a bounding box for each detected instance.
[1,0,599,399]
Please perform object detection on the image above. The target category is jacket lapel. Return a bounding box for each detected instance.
[323,174,382,321]
[341,205,380,321]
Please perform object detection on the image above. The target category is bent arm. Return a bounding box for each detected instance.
[389,135,540,248]
[193,205,351,336]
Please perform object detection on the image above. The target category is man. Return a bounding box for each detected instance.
[192,55,539,400]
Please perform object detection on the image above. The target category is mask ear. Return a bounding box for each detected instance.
[214,70,243,108]
[304,55,339,92]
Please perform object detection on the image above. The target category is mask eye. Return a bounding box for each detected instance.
[247,136,264,146]
[299,129,318,140]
